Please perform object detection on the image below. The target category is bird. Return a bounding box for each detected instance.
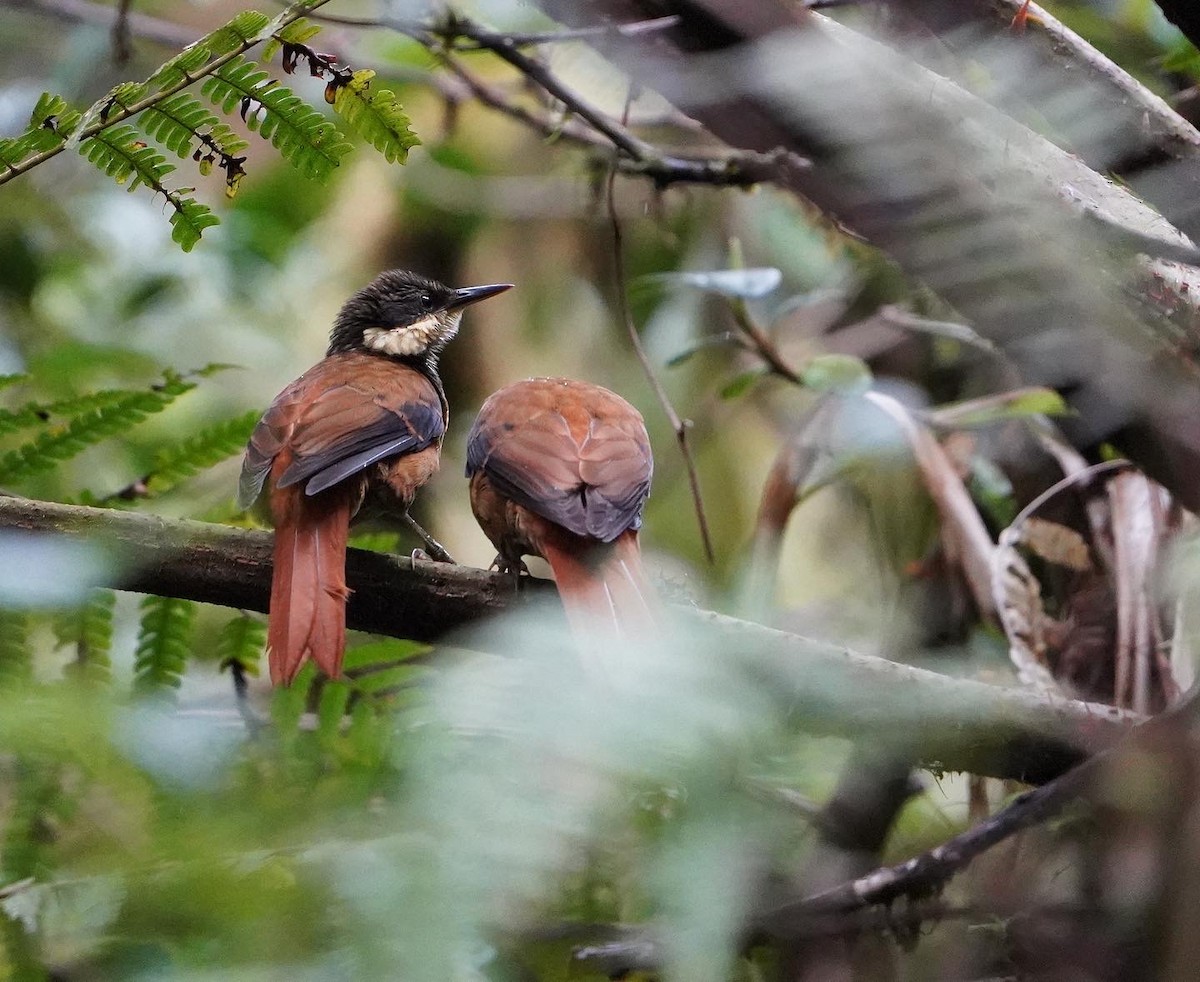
[465,377,657,645]
[238,269,511,685]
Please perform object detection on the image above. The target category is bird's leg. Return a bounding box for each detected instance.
[404,512,455,564]
[489,553,530,587]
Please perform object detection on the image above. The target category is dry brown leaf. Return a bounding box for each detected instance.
[1021,516,1092,571]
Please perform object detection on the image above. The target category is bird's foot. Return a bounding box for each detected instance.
[489,554,530,579]
[403,513,455,564]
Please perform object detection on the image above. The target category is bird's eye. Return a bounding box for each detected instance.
[419,294,433,311]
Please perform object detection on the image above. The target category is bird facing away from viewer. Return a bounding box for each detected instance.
[466,377,657,645]
[239,269,511,685]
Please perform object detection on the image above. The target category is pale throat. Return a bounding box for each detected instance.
[362,311,461,357]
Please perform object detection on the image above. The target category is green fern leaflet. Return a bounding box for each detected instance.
[0,373,196,485]
[202,56,351,181]
[217,613,265,676]
[57,589,116,686]
[0,93,82,170]
[144,10,272,93]
[134,595,195,694]
[78,125,218,250]
[142,409,262,497]
[333,71,420,164]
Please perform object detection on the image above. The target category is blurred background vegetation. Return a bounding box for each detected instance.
[0,0,1199,977]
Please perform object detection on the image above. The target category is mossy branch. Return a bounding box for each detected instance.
[0,495,1136,785]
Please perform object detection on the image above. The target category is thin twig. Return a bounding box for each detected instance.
[1005,458,1132,534]
[435,51,784,187]
[605,92,715,564]
[435,15,651,160]
[453,15,681,47]
[110,0,133,63]
[728,298,802,383]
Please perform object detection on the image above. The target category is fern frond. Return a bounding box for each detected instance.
[77,125,218,251]
[134,595,195,694]
[0,608,32,688]
[217,613,265,676]
[202,56,351,181]
[316,680,351,741]
[343,639,428,696]
[0,93,81,170]
[169,197,221,251]
[136,409,261,497]
[79,122,174,190]
[332,70,419,164]
[57,589,116,686]
[262,18,322,62]
[145,11,272,93]
[139,93,221,158]
[0,390,139,439]
[0,405,50,438]
[200,10,274,60]
[0,374,195,485]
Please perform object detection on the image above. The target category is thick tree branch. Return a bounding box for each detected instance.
[0,495,1135,783]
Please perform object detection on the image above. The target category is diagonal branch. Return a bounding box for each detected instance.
[0,0,334,188]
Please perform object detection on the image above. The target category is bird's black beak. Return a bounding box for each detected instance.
[447,282,512,311]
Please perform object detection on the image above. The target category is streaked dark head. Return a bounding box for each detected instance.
[327,270,512,359]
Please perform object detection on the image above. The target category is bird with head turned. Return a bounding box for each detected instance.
[465,377,658,660]
[239,269,511,685]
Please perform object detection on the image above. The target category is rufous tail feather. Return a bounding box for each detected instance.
[540,530,658,642]
[267,481,353,685]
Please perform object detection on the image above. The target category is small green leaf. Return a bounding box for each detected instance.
[1162,39,1200,78]
[800,354,872,394]
[719,369,766,400]
[666,333,740,368]
[332,69,420,164]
